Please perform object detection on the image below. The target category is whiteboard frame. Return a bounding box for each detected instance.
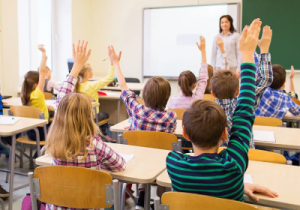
[142,3,241,80]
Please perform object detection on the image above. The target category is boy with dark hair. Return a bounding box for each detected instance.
[167,19,265,201]
[211,25,273,147]
[256,64,300,119]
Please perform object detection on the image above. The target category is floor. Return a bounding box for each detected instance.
[0,150,158,210]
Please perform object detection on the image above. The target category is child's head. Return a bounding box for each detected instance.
[38,66,51,79]
[21,71,39,105]
[178,71,197,97]
[142,76,171,111]
[183,100,228,149]
[270,64,286,90]
[205,65,214,94]
[46,93,100,160]
[211,70,239,99]
[75,63,93,92]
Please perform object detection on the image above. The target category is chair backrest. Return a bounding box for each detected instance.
[156,192,274,210]
[10,106,43,119]
[218,148,286,164]
[43,92,53,100]
[29,166,119,209]
[203,94,216,101]
[254,116,282,127]
[168,109,186,120]
[125,77,140,96]
[122,131,178,150]
[292,98,300,105]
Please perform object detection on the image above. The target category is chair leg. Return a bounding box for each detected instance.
[120,182,127,210]
[0,198,4,210]
[29,145,34,169]
[5,147,12,183]
[19,143,24,168]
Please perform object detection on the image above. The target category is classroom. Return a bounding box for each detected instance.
[1,0,300,210]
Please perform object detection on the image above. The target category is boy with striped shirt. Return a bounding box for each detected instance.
[166,19,262,201]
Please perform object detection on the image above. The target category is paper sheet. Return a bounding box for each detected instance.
[119,153,134,163]
[244,174,253,184]
[0,116,21,125]
[253,130,276,143]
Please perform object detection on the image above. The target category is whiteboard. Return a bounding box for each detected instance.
[143,4,240,79]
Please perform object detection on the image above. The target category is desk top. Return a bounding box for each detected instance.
[101,83,144,91]
[156,160,300,210]
[110,119,300,150]
[0,116,47,136]
[35,143,170,183]
[3,97,99,109]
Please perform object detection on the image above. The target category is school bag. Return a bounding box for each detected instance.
[21,194,46,210]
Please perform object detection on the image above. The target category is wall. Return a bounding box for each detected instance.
[0,0,20,96]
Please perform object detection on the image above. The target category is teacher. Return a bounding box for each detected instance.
[211,15,241,72]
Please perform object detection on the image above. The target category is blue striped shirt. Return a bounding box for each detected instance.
[166,63,256,202]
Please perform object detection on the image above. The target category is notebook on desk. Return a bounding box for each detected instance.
[253,130,276,143]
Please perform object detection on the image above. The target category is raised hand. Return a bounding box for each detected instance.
[290,65,295,79]
[258,25,272,54]
[38,44,46,53]
[111,51,122,66]
[196,36,206,52]
[239,19,262,63]
[70,40,91,77]
[108,45,121,64]
[216,37,225,53]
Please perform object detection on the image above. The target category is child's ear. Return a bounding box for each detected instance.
[183,126,191,142]
[211,90,217,98]
[191,83,196,90]
[235,87,240,97]
[221,127,228,142]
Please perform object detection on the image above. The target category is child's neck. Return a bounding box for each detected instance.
[193,145,219,156]
[81,77,89,83]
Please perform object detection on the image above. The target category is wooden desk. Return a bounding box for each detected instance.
[110,119,300,151]
[156,160,300,210]
[3,97,99,109]
[101,83,144,91]
[0,116,47,210]
[35,143,170,210]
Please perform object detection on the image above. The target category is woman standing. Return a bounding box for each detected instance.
[211,15,241,72]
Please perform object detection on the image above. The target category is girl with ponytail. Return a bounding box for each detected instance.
[167,36,208,109]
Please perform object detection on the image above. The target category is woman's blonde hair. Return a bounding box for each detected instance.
[45,93,100,160]
[75,63,92,92]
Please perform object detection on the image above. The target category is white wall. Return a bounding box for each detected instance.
[0,0,19,96]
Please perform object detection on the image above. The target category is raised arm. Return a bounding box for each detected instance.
[56,40,91,105]
[289,65,296,93]
[217,37,229,70]
[226,19,261,173]
[37,45,47,92]
[255,26,273,111]
[194,36,208,99]
[108,45,128,91]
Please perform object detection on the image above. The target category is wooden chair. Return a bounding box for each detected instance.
[218,148,286,164]
[120,131,182,208]
[154,192,276,210]
[292,98,300,105]
[168,109,186,120]
[203,94,216,101]
[43,92,53,100]
[254,116,283,127]
[9,106,47,168]
[28,166,120,210]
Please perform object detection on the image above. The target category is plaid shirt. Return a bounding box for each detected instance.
[120,90,177,133]
[216,53,273,148]
[167,63,208,109]
[48,75,126,210]
[255,88,300,119]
